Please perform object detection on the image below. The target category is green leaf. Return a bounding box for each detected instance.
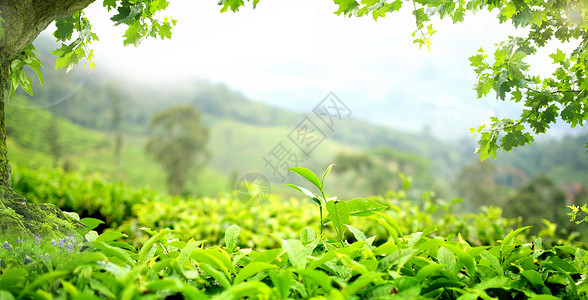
[377,249,417,271]
[500,2,517,19]
[123,22,146,46]
[250,248,283,264]
[224,224,240,253]
[145,278,181,292]
[281,239,307,269]
[416,263,444,281]
[531,10,547,27]
[80,218,104,230]
[84,231,98,242]
[92,242,135,266]
[346,224,366,242]
[372,0,402,20]
[54,16,75,42]
[521,269,549,294]
[346,198,387,216]
[479,250,502,275]
[501,130,532,152]
[216,281,272,299]
[549,256,577,273]
[103,0,117,10]
[138,228,172,263]
[501,226,531,254]
[344,273,382,297]
[60,280,78,296]
[269,270,293,299]
[95,231,127,243]
[321,164,334,186]
[300,227,316,245]
[326,200,350,241]
[176,240,203,268]
[200,262,231,289]
[234,262,276,284]
[549,49,565,63]
[296,269,333,291]
[527,296,562,300]
[373,211,404,238]
[192,250,231,278]
[474,75,494,98]
[334,0,359,16]
[288,167,323,192]
[285,184,321,205]
[437,246,457,273]
[407,232,422,247]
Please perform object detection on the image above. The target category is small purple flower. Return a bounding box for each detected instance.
[58,239,66,248]
[66,242,74,253]
[51,239,57,246]
[44,253,50,261]
[2,241,10,250]
[24,255,31,265]
[34,234,41,248]
[16,237,22,244]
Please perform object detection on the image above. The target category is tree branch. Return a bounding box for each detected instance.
[0,0,95,62]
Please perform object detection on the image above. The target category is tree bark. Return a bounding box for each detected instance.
[0,0,95,240]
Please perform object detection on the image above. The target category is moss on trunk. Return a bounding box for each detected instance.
[0,189,85,240]
[0,0,96,240]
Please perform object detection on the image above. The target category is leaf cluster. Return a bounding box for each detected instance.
[2,217,587,299]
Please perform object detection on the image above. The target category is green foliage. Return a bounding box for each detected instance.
[2,207,587,299]
[51,11,98,72]
[12,166,155,229]
[8,45,44,100]
[287,164,388,246]
[568,195,588,226]
[105,0,177,46]
[6,163,588,298]
[7,0,176,102]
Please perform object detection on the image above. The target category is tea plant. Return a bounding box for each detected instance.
[286,164,388,246]
[3,164,587,299]
[2,221,587,299]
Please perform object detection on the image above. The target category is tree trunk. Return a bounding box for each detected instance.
[0,0,95,240]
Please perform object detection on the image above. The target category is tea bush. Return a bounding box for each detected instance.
[12,166,526,248]
[2,165,586,299]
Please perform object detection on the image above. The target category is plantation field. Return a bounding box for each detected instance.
[1,166,587,299]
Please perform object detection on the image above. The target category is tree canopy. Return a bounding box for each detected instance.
[145,104,209,195]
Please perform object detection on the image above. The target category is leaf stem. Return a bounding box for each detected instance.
[319,190,327,237]
[319,204,323,237]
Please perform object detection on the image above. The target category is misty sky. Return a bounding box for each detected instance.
[40,0,576,139]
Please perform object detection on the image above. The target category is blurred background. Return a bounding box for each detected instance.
[8,1,588,240]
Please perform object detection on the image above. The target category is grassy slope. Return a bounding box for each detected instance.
[6,96,108,155]
[6,97,357,197]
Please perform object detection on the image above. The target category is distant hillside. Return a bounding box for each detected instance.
[13,37,463,181]
[11,38,588,202]
[494,131,588,186]
[6,96,108,155]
